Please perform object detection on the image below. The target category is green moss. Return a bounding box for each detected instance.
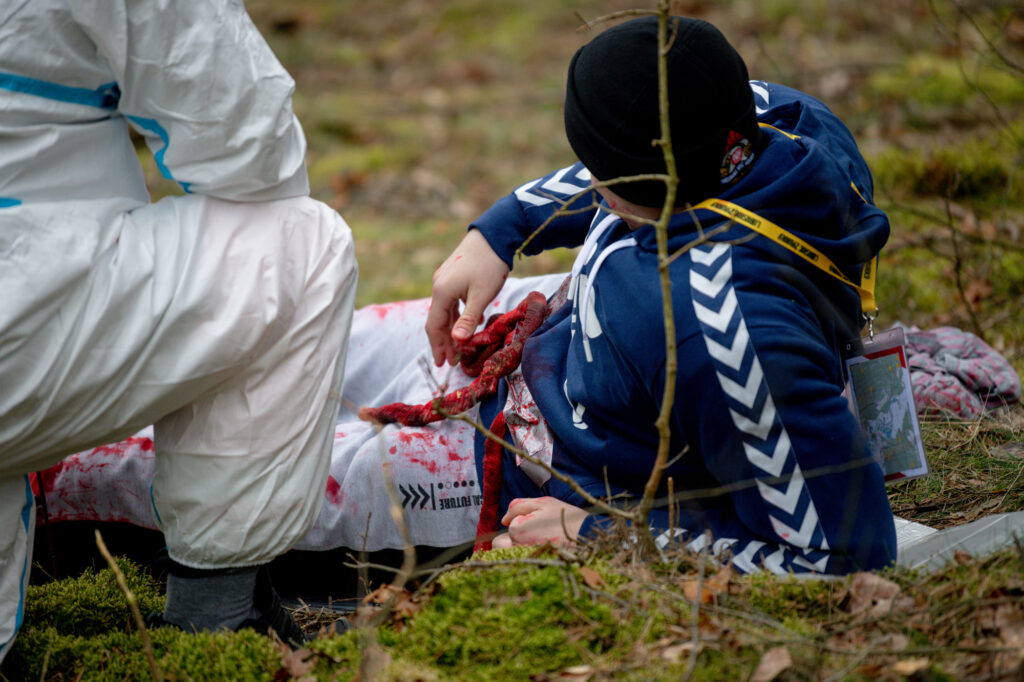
[869,53,1024,110]
[743,572,839,623]
[22,558,164,638]
[870,133,1023,204]
[7,559,281,681]
[386,561,611,679]
[10,626,279,681]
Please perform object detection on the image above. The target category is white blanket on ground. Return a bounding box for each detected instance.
[32,274,567,552]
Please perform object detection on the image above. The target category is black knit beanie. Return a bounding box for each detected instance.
[564,16,762,207]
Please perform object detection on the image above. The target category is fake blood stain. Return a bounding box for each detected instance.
[31,436,155,496]
[325,475,345,506]
[359,291,549,426]
[365,299,428,321]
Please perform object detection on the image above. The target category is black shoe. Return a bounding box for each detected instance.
[144,611,185,631]
[246,566,308,648]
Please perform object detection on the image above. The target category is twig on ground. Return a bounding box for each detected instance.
[95,529,163,682]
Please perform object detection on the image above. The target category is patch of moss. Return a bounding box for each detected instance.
[9,626,279,681]
[6,558,282,681]
[21,557,164,638]
[869,53,1024,112]
[870,133,1023,204]
[742,571,840,624]
[383,559,614,679]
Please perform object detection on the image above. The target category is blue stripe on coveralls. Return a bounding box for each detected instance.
[0,198,22,208]
[0,476,34,657]
[126,115,193,194]
[0,72,119,109]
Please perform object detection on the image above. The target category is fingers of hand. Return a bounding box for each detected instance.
[501,497,549,526]
[425,299,460,366]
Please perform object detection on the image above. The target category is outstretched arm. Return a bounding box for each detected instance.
[426,162,598,365]
[426,229,510,367]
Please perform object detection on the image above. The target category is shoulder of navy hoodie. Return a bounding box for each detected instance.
[469,163,599,268]
[753,81,878,201]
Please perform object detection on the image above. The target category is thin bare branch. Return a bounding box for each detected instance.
[575,9,657,33]
[95,530,163,682]
[635,1,680,551]
[446,410,636,522]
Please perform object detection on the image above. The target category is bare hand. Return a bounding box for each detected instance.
[426,229,510,366]
[491,497,587,549]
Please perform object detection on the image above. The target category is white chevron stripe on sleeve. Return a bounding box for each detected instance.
[655,528,686,550]
[750,81,770,114]
[755,464,805,515]
[791,553,830,572]
[731,540,767,573]
[715,356,764,409]
[689,243,831,572]
[686,533,708,554]
[703,318,749,371]
[690,242,730,266]
[692,288,738,334]
[688,256,733,298]
[761,547,787,573]
[514,178,552,206]
[728,393,776,441]
[769,504,825,549]
[540,165,591,196]
[741,430,791,477]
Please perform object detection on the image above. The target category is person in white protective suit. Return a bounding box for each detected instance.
[0,0,358,657]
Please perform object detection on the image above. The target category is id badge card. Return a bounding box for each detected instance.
[842,328,928,483]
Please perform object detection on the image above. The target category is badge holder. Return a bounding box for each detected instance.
[842,320,928,484]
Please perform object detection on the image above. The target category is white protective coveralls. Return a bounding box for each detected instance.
[0,0,357,660]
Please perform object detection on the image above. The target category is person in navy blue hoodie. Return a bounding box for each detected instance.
[426,15,897,574]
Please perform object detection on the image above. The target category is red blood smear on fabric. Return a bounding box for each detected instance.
[30,435,155,496]
[359,291,549,427]
[325,475,342,504]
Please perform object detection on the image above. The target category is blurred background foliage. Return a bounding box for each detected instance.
[140,0,1024,374]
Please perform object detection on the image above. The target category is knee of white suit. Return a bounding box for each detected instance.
[152,196,359,569]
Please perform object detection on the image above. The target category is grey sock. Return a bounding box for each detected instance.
[162,566,259,632]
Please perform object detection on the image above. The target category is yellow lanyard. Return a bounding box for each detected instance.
[692,197,878,314]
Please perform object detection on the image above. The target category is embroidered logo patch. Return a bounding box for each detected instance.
[720,130,756,185]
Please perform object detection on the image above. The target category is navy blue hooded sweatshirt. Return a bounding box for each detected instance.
[472,82,896,575]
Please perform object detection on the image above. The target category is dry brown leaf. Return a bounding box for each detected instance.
[980,219,998,241]
[751,646,792,682]
[355,643,391,682]
[1009,16,1024,43]
[962,278,993,312]
[994,622,1024,672]
[557,664,594,681]
[681,566,732,604]
[956,206,978,235]
[889,657,930,675]
[977,603,1018,631]
[681,579,713,604]
[845,572,901,614]
[276,644,316,680]
[704,565,733,595]
[887,633,910,651]
[661,641,701,662]
[578,566,606,589]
